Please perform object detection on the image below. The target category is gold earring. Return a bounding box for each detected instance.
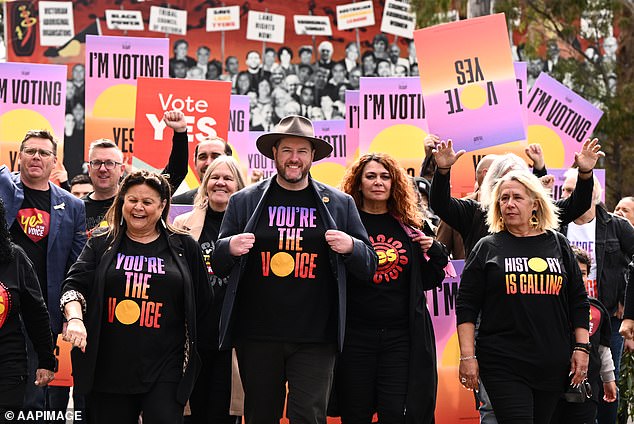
[530,210,539,229]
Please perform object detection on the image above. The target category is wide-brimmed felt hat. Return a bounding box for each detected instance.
[256,115,333,161]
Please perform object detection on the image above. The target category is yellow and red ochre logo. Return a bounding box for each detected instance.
[371,234,408,284]
[0,282,13,329]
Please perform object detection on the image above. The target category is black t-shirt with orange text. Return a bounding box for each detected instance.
[457,232,589,391]
[237,179,337,343]
[9,186,51,300]
[94,234,185,393]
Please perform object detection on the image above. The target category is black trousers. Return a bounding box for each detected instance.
[0,375,27,422]
[482,374,562,424]
[336,327,409,424]
[550,398,598,424]
[189,348,237,424]
[235,340,337,424]
[87,382,183,424]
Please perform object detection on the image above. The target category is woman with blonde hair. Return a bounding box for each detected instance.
[173,155,246,424]
[457,170,590,423]
[338,153,449,423]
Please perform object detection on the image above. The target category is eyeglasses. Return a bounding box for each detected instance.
[22,147,55,158]
[89,160,122,170]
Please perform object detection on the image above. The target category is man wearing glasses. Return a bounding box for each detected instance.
[0,129,87,409]
[83,110,189,232]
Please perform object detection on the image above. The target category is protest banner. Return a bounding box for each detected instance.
[246,11,286,44]
[359,76,427,176]
[38,1,74,46]
[207,6,241,32]
[105,9,145,31]
[148,5,187,35]
[133,77,232,188]
[226,94,251,182]
[527,73,603,168]
[380,0,416,39]
[414,13,525,153]
[429,260,480,422]
[515,61,528,127]
[311,119,349,187]
[294,15,333,36]
[345,90,360,166]
[0,62,67,173]
[336,1,375,31]
[85,35,169,164]
[241,130,277,180]
[549,168,605,203]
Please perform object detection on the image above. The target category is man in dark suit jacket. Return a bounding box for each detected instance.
[213,115,377,424]
[0,129,86,409]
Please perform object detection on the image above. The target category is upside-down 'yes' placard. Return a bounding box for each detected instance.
[414,13,525,152]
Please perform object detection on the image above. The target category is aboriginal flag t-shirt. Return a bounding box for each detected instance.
[347,211,412,329]
[237,179,337,343]
[94,234,185,393]
[9,186,51,300]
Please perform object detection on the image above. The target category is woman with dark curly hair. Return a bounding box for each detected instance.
[0,199,55,411]
[60,171,211,423]
[337,153,449,424]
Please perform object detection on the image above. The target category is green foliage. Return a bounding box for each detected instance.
[618,350,634,423]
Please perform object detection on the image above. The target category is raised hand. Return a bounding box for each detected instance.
[163,110,187,133]
[525,143,545,170]
[424,134,440,157]
[432,139,466,170]
[574,138,604,173]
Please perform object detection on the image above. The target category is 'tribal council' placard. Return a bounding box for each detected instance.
[133,77,232,176]
[414,13,525,152]
[85,35,169,162]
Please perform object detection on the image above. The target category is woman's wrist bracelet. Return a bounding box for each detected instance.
[573,346,590,354]
[459,355,477,361]
[67,317,83,323]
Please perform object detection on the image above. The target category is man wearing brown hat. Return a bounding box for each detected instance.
[213,115,377,424]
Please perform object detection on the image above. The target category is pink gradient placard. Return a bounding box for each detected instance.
[85,35,168,161]
[359,76,427,176]
[232,131,277,181]
[227,94,251,181]
[0,62,67,172]
[345,90,360,166]
[414,13,525,152]
[527,73,603,168]
[428,260,479,422]
[549,168,605,203]
[311,119,348,187]
[515,61,528,128]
